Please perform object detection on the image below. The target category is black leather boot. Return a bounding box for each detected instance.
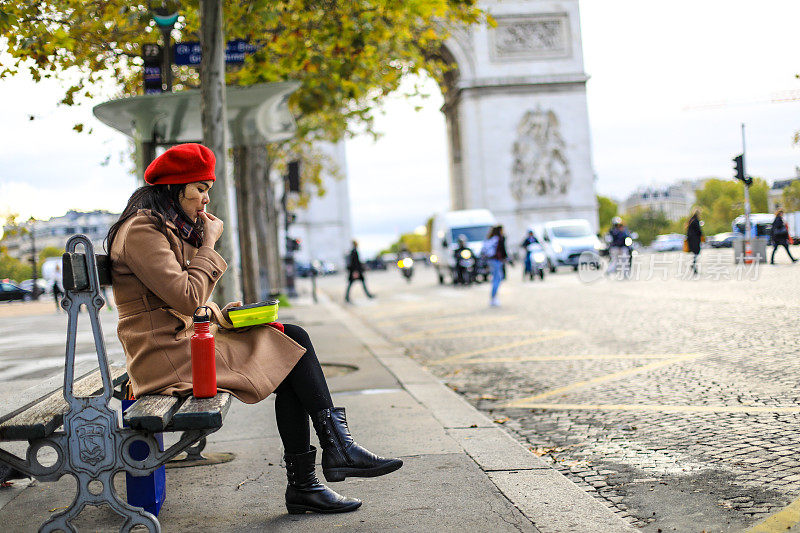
[312,407,403,482]
[284,446,362,514]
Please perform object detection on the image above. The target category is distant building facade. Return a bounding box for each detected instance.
[622,179,709,221]
[284,142,353,270]
[768,167,800,213]
[1,210,119,262]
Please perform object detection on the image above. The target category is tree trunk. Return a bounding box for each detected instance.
[200,0,240,304]
[233,146,259,303]
[248,145,284,297]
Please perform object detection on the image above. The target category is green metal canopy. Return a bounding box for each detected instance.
[92,81,300,145]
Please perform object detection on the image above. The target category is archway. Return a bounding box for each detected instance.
[438,0,598,239]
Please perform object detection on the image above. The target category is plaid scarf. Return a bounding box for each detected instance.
[166,203,204,248]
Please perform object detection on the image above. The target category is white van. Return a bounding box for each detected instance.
[533,219,603,272]
[431,209,497,284]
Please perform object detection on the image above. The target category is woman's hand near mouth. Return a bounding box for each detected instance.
[199,211,224,248]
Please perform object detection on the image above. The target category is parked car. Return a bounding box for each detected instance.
[295,261,314,278]
[20,278,49,296]
[365,257,388,271]
[0,282,33,302]
[651,233,685,252]
[320,261,338,275]
[708,232,736,248]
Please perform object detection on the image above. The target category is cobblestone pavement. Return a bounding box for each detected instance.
[319,248,800,532]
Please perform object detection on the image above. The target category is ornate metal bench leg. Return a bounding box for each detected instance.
[38,471,160,533]
[38,488,84,533]
[183,436,207,462]
[45,236,163,532]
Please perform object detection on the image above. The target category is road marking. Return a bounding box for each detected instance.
[430,331,575,364]
[746,495,800,532]
[454,353,681,364]
[369,302,451,321]
[500,402,800,414]
[376,309,481,328]
[502,353,704,406]
[393,315,520,341]
[403,330,556,340]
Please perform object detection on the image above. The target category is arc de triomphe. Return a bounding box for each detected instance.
[441,0,598,237]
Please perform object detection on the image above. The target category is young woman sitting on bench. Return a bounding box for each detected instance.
[106,143,402,515]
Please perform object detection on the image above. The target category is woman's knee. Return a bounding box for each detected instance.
[282,323,312,348]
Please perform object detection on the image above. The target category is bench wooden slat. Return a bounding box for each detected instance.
[0,361,97,426]
[0,365,128,441]
[123,395,182,432]
[169,393,231,431]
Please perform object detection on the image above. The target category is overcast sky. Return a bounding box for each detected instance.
[1,0,800,254]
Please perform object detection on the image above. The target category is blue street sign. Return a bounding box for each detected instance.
[173,40,259,66]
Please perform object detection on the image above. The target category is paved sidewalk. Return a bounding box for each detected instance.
[0,294,634,532]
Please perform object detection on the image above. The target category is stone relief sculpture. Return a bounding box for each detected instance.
[510,108,572,200]
[491,14,570,60]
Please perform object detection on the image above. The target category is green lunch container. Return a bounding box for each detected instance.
[225,299,279,327]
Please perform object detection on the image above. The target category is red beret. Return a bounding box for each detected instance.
[144,143,216,185]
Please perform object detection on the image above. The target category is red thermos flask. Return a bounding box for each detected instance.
[191,306,217,398]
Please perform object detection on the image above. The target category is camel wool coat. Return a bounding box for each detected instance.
[110,210,306,403]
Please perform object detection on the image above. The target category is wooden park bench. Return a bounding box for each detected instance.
[0,234,232,532]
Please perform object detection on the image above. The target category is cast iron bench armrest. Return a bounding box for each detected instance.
[0,364,128,441]
[62,252,112,290]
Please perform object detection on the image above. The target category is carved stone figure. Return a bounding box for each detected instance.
[511,108,572,201]
[491,15,570,60]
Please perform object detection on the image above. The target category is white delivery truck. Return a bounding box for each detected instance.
[430,209,497,284]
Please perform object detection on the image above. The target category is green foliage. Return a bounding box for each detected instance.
[597,195,618,234]
[0,212,27,242]
[39,246,65,261]
[381,216,433,255]
[0,250,32,282]
[1,1,486,144]
[1,1,487,201]
[781,181,800,212]
[626,208,673,246]
[693,178,769,234]
[382,233,430,255]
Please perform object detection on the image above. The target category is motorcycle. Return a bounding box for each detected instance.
[455,247,476,285]
[603,233,637,279]
[397,256,414,282]
[524,242,547,281]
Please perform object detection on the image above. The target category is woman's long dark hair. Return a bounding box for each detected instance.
[487,225,503,239]
[105,184,202,253]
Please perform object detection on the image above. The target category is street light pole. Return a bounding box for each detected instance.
[742,123,751,247]
[152,9,178,92]
[28,217,38,300]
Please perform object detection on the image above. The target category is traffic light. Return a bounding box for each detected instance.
[733,154,744,181]
[285,237,301,252]
[286,161,301,193]
[733,154,752,186]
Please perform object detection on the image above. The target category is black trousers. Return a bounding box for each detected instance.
[273,324,334,454]
[771,243,796,263]
[345,275,372,301]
